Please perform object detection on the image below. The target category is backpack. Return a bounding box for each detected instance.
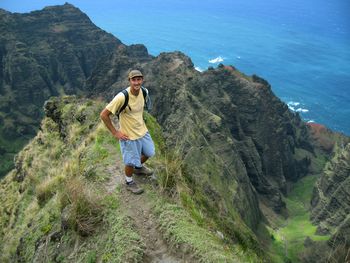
[117,86,152,118]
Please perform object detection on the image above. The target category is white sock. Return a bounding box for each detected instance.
[125,176,133,183]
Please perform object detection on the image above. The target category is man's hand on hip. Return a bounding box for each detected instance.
[114,130,129,141]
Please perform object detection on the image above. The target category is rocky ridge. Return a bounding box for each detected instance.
[0,3,120,176]
[1,4,349,262]
[311,143,350,233]
[0,96,256,262]
[87,49,313,230]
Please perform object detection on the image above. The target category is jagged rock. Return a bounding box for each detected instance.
[311,143,350,232]
[0,4,120,176]
[13,153,26,182]
[328,216,350,248]
[303,142,350,262]
[44,99,60,122]
[85,47,315,238]
[315,224,330,235]
[1,4,349,262]
[300,217,350,263]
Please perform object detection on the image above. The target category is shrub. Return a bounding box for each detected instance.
[36,174,65,206]
[60,177,104,236]
[156,150,184,194]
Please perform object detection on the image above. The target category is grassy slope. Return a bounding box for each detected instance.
[268,174,330,262]
[0,97,145,262]
[0,96,261,262]
[145,112,262,262]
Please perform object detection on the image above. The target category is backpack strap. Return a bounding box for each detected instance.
[141,86,152,111]
[117,89,129,119]
[141,86,147,100]
[117,87,151,119]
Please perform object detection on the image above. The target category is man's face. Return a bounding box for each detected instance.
[129,76,143,90]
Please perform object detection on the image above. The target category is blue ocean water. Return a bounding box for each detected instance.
[1,0,350,135]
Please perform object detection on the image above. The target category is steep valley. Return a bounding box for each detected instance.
[0,4,349,262]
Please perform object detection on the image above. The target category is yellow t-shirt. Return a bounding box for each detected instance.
[105,87,148,140]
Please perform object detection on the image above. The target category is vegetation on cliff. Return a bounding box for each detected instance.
[0,96,262,262]
[301,133,350,262]
[1,4,349,262]
[0,3,121,177]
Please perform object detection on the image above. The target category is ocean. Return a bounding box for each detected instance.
[1,0,350,135]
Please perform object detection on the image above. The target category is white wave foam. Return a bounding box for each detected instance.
[296,108,309,113]
[307,120,315,123]
[287,101,309,113]
[195,66,203,72]
[288,101,300,106]
[209,56,224,63]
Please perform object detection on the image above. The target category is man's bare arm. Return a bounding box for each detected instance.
[100,108,129,140]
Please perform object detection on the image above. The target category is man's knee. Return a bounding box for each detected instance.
[149,150,155,158]
[143,148,155,158]
[142,138,155,158]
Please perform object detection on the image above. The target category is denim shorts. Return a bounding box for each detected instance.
[119,132,155,167]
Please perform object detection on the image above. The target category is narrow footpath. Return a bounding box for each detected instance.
[105,162,186,263]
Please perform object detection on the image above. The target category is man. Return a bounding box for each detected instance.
[100,69,155,194]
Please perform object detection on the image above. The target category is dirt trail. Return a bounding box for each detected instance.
[105,164,185,263]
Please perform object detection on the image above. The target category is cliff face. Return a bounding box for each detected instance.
[1,4,349,261]
[294,125,350,262]
[310,141,350,261]
[0,5,313,217]
[87,49,314,244]
[0,4,120,176]
[0,96,262,262]
[311,143,350,234]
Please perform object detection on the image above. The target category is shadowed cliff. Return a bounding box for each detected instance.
[0,3,121,176]
[1,4,349,262]
[86,48,314,230]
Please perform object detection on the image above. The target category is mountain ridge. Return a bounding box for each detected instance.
[0,4,349,262]
[0,3,121,176]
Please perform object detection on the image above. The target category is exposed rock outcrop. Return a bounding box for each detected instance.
[1,4,349,262]
[311,143,350,234]
[0,4,120,176]
[86,49,315,249]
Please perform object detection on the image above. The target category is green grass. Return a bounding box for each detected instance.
[0,97,267,262]
[268,175,330,262]
[146,187,262,263]
[180,191,206,227]
[144,112,166,153]
[144,112,264,261]
[78,124,121,182]
[0,97,145,262]
[0,98,116,262]
[16,197,61,261]
[59,192,144,263]
[97,192,144,263]
[288,175,318,207]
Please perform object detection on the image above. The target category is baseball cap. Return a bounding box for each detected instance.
[128,70,143,79]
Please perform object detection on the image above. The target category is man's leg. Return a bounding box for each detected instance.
[124,165,144,194]
[134,155,153,175]
[141,155,148,164]
[120,140,144,194]
[134,132,155,176]
[125,165,134,178]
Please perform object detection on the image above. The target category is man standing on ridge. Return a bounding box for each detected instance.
[100,69,155,194]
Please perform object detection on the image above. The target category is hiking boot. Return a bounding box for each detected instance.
[125,181,144,194]
[133,166,154,176]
